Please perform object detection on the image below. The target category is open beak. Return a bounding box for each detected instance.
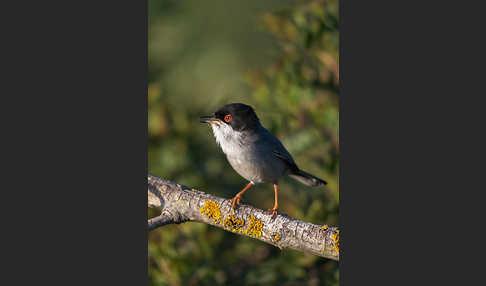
[200,114,218,124]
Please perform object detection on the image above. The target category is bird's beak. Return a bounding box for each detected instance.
[200,114,217,124]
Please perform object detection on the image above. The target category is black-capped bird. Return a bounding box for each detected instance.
[201,103,326,218]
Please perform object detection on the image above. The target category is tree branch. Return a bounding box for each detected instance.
[148,174,339,261]
[148,214,175,230]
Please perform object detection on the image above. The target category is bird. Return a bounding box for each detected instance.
[200,103,327,218]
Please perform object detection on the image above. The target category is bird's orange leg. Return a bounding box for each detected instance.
[268,184,279,219]
[230,182,254,212]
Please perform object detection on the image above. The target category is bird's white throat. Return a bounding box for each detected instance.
[210,122,245,155]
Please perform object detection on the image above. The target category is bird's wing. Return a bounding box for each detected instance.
[258,127,300,171]
[272,149,298,171]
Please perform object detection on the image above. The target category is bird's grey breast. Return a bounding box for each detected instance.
[211,124,288,183]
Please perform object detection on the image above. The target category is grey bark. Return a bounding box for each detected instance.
[148,174,339,261]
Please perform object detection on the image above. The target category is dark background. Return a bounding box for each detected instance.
[148,0,339,285]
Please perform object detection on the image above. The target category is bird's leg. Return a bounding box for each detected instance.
[229,182,254,212]
[267,184,279,219]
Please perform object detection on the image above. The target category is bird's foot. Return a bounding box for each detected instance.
[267,207,278,219]
[229,195,242,212]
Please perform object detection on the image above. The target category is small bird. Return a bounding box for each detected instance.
[200,103,327,218]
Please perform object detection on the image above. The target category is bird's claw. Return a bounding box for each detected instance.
[267,208,278,219]
[229,196,242,212]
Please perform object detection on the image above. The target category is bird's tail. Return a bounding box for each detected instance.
[288,169,327,187]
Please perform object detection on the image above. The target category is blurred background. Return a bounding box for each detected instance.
[148,0,339,285]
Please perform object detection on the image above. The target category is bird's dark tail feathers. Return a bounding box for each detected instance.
[288,169,327,187]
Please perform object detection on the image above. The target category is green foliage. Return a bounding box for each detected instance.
[149,0,339,285]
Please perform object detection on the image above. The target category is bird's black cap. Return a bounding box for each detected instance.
[201,103,261,132]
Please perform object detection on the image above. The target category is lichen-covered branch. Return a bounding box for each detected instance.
[148,174,339,261]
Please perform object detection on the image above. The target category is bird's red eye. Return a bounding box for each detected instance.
[224,114,232,122]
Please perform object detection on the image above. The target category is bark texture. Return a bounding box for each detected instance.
[148,174,339,261]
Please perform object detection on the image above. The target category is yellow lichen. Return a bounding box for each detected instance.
[244,215,263,237]
[223,215,245,232]
[322,225,328,230]
[331,230,340,254]
[273,234,280,241]
[200,200,221,223]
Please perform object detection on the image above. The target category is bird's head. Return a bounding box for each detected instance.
[200,103,261,132]
[200,103,261,150]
